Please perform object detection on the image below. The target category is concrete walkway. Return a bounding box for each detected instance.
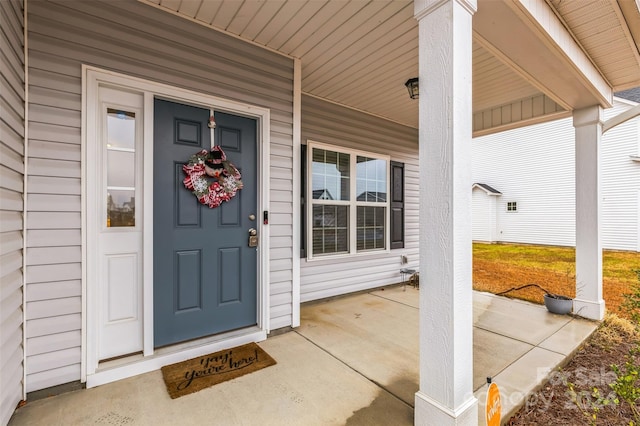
[8,287,597,425]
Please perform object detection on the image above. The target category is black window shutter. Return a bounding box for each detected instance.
[390,161,405,249]
[300,144,307,258]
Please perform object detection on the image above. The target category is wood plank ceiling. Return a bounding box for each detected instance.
[140,0,640,130]
[548,0,640,92]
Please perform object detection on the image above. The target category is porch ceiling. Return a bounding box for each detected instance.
[142,0,640,130]
[549,0,640,93]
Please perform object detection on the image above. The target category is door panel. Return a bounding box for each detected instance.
[106,254,138,321]
[219,248,241,303]
[153,99,258,348]
[175,250,202,312]
[175,163,201,227]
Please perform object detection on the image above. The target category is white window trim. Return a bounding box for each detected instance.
[83,66,271,387]
[306,141,391,260]
[506,201,518,212]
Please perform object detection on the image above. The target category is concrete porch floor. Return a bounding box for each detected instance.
[8,287,597,425]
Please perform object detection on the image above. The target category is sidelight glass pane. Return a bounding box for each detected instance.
[107,150,135,188]
[106,108,136,228]
[107,109,135,149]
[107,189,136,227]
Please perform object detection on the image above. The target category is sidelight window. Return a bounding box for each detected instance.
[106,108,137,227]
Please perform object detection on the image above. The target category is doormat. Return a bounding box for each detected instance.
[161,342,277,399]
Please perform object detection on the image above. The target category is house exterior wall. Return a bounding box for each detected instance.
[25,0,293,393]
[601,105,640,251]
[472,98,640,251]
[1,0,25,424]
[300,95,419,301]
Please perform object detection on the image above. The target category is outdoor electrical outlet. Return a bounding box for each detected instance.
[401,255,408,264]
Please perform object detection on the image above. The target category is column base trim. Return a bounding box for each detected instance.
[415,391,478,425]
[573,298,605,321]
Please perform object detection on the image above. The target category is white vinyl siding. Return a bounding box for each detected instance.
[473,118,575,247]
[1,0,25,424]
[26,0,293,392]
[300,95,418,301]
[601,102,640,251]
[473,98,640,251]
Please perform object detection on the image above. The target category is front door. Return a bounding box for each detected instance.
[153,99,258,348]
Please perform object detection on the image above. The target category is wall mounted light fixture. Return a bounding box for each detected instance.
[405,77,419,99]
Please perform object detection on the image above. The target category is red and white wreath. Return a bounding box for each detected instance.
[182,146,243,208]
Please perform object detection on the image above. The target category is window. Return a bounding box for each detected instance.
[307,143,393,258]
[106,108,137,227]
[507,201,518,212]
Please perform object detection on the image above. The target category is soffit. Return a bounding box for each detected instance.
[548,0,640,92]
[143,0,420,128]
[141,0,639,129]
[472,40,541,112]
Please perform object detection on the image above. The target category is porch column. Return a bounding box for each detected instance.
[414,0,477,425]
[573,106,605,320]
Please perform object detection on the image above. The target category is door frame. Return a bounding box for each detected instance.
[83,66,271,387]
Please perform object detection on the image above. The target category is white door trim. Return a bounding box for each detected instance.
[83,65,271,387]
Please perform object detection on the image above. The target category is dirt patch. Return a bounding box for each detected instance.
[507,315,639,425]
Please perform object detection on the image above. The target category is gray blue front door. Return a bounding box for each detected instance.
[153,99,258,348]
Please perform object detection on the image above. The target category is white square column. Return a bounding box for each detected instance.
[414,0,478,425]
[573,106,605,320]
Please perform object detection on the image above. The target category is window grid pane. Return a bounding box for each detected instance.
[356,206,386,251]
[107,190,136,227]
[312,205,349,255]
[356,156,386,202]
[312,148,350,201]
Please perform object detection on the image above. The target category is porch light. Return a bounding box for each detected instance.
[405,77,419,99]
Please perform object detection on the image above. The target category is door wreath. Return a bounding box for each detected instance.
[182,146,243,208]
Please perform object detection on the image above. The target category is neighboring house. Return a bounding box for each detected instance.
[2,1,639,426]
[472,93,640,251]
[312,189,334,200]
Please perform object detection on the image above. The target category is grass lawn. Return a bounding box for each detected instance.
[473,243,640,317]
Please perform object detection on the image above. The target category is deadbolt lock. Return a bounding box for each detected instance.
[248,228,258,247]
